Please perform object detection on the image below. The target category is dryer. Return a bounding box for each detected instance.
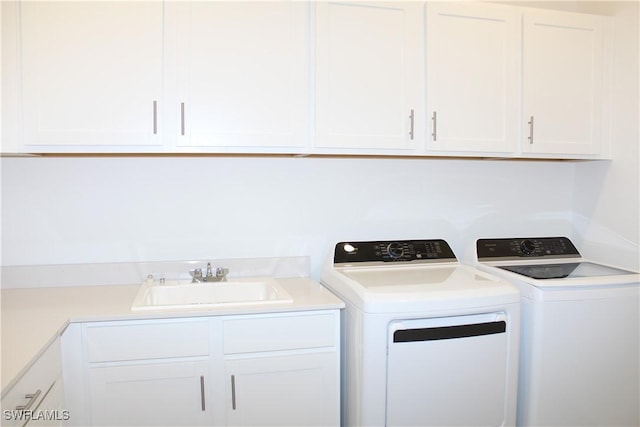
[321,239,520,427]
[476,237,640,427]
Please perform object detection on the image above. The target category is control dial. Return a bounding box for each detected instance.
[386,242,405,259]
[520,239,536,256]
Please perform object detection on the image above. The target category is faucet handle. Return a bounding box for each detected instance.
[216,267,229,281]
[190,268,203,283]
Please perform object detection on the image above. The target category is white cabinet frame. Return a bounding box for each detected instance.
[62,310,340,427]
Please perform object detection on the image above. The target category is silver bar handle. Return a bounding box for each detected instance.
[181,102,186,136]
[409,109,415,140]
[200,376,206,411]
[528,116,534,144]
[231,375,237,410]
[431,111,437,141]
[16,389,41,411]
[152,101,158,134]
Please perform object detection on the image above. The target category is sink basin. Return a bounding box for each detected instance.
[131,278,293,311]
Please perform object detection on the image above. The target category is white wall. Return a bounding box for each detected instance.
[572,1,640,269]
[2,0,638,283]
[1,157,578,279]
[508,1,640,270]
[491,1,639,271]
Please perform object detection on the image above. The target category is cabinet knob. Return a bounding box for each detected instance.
[431,111,437,141]
[231,374,237,410]
[200,376,206,411]
[15,389,42,411]
[152,100,158,135]
[181,102,186,136]
[409,109,415,140]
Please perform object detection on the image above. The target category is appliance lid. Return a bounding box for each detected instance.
[323,240,520,313]
[338,265,466,289]
[325,263,519,313]
[497,261,635,280]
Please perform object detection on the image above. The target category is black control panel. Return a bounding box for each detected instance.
[333,239,457,264]
[477,237,580,259]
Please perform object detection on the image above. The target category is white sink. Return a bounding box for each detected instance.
[131,278,294,311]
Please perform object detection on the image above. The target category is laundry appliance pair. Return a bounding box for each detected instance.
[321,237,639,427]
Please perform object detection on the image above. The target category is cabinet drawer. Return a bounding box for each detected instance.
[1,338,61,426]
[85,319,209,362]
[223,312,337,354]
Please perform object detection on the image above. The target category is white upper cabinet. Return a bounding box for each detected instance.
[522,9,607,156]
[172,1,309,151]
[314,1,424,152]
[7,1,610,158]
[14,1,308,153]
[426,3,609,158]
[425,2,519,154]
[18,1,164,151]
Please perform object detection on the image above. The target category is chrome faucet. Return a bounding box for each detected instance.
[190,263,228,283]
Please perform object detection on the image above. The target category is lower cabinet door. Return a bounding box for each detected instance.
[88,360,212,426]
[225,353,339,427]
[24,377,67,427]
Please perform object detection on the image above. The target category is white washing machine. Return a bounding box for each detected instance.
[320,239,521,427]
[476,237,640,427]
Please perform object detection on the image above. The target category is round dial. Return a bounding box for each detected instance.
[386,242,405,258]
[520,239,536,255]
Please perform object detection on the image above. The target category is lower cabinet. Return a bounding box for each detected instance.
[225,353,338,427]
[88,361,212,426]
[24,377,66,427]
[1,338,64,427]
[222,311,340,427]
[63,310,340,427]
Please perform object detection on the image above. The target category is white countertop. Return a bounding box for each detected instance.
[1,277,344,393]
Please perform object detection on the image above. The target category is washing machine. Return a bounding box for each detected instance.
[320,239,521,427]
[476,237,640,427]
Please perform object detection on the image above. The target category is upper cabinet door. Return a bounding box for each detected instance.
[522,10,606,156]
[19,1,163,151]
[425,2,519,154]
[314,1,424,152]
[174,1,309,151]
